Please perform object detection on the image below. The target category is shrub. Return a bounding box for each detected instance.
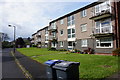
[58,49,67,51]
[112,48,120,56]
[32,45,37,47]
[75,49,81,53]
[48,47,57,51]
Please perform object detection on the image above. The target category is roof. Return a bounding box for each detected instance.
[50,1,103,24]
[37,26,48,32]
[32,32,37,36]
[32,26,48,36]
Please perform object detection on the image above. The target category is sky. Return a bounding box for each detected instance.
[0,0,97,41]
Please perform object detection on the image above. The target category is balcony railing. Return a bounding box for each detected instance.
[91,26,113,37]
[36,34,41,37]
[90,9,112,20]
[48,26,57,31]
[49,35,57,41]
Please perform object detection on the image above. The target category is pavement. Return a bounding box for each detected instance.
[14,50,47,80]
[2,48,26,80]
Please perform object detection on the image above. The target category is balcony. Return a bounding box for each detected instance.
[91,26,113,37]
[31,40,34,43]
[90,9,112,21]
[36,34,41,37]
[36,38,41,43]
[49,36,57,41]
[48,26,57,31]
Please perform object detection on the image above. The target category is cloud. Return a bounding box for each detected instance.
[0,0,95,41]
[2,0,97,2]
[0,1,76,41]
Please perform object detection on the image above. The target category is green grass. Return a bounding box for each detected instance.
[17,47,119,79]
[17,47,64,57]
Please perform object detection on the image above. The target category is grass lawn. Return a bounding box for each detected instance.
[17,47,119,79]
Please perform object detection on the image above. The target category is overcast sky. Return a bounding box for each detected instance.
[0,0,97,41]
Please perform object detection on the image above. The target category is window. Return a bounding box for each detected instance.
[60,41,64,47]
[67,28,75,38]
[45,36,49,41]
[81,39,87,47]
[67,15,75,26]
[51,42,57,48]
[96,37,113,48]
[81,24,87,32]
[94,1,110,16]
[60,19,64,24]
[52,32,56,37]
[95,18,111,34]
[45,28,48,34]
[45,43,48,47]
[60,30,64,36]
[51,22,56,29]
[81,10,87,17]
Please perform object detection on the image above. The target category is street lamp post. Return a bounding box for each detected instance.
[8,25,16,53]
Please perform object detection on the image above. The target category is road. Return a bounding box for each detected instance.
[2,48,26,79]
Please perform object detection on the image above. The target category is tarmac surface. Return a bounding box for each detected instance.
[14,50,47,80]
[2,48,26,80]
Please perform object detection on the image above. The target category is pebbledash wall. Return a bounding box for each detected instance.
[32,0,120,54]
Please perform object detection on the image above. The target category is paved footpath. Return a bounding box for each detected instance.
[2,48,26,80]
[14,50,47,80]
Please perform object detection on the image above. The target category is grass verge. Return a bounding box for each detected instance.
[17,48,119,79]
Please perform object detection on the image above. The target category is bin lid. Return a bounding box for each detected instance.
[53,61,80,68]
[44,60,63,66]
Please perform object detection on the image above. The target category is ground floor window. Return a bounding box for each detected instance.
[81,39,87,47]
[51,42,57,48]
[68,41,75,50]
[96,37,113,48]
[60,41,64,47]
[45,43,48,47]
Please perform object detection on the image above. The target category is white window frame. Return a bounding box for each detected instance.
[96,37,113,48]
[67,28,75,38]
[81,24,87,32]
[60,19,64,24]
[51,42,57,48]
[45,36,49,41]
[60,41,64,47]
[67,15,75,26]
[94,0,111,16]
[52,32,56,37]
[45,28,48,34]
[95,18,112,34]
[81,10,87,17]
[60,29,64,36]
[51,22,56,29]
[81,39,87,47]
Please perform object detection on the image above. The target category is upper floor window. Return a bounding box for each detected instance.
[60,29,64,36]
[68,28,75,38]
[45,36,49,41]
[51,22,56,29]
[60,19,64,24]
[52,32,56,37]
[94,0,110,15]
[45,28,48,34]
[81,24,87,32]
[67,15,75,26]
[95,18,111,34]
[81,10,87,17]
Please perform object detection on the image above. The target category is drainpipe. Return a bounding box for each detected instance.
[114,1,118,48]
